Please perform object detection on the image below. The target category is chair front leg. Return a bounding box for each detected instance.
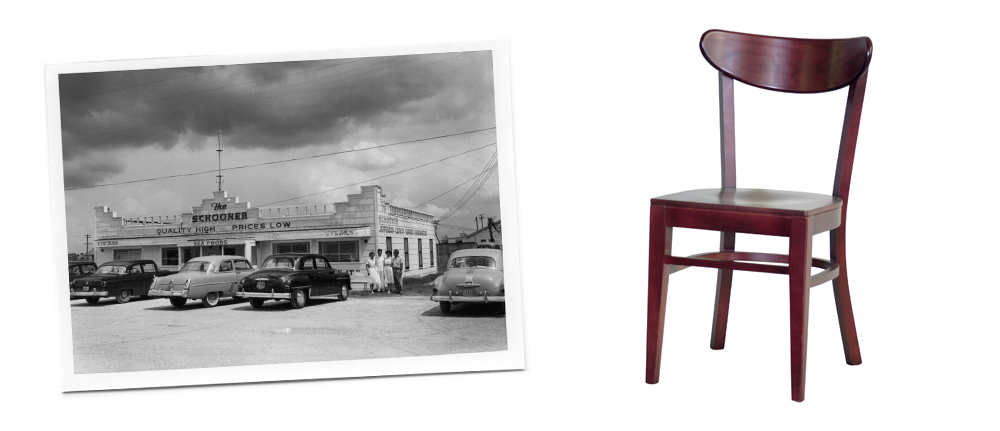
[710,231,736,350]
[830,226,862,365]
[788,217,813,402]
[646,205,672,384]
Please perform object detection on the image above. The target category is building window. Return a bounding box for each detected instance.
[182,247,201,264]
[418,239,423,269]
[274,242,309,254]
[430,240,434,267]
[113,248,141,261]
[161,248,179,266]
[403,238,410,270]
[386,237,392,255]
[319,241,359,263]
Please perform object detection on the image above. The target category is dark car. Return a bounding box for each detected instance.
[70,260,175,305]
[68,261,97,283]
[236,253,351,309]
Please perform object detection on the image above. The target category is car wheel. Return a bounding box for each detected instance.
[439,301,452,313]
[250,298,266,308]
[85,297,100,305]
[338,285,349,301]
[169,297,187,308]
[203,291,220,308]
[290,289,306,309]
[115,290,131,304]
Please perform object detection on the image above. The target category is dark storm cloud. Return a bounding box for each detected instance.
[59,51,495,188]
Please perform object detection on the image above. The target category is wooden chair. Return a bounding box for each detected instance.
[646,30,872,402]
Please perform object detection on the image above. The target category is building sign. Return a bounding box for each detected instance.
[191,212,249,223]
[379,225,429,236]
[97,240,118,246]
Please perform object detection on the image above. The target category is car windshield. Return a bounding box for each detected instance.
[179,261,214,273]
[262,257,296,269]
[95,264,126,274]
[450,256,497,269]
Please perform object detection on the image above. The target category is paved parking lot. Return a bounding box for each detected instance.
[70,294,507,373]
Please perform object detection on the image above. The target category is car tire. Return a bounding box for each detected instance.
[203,292,220,308]
[250,298,266,308]
[290,289,306,309]
[338,285,349,301]
[115,290,131,304]
[439,301,452,313]
[169,297,187,308]
[85,297,100,305]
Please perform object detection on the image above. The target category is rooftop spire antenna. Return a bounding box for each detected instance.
[216,127,223,191]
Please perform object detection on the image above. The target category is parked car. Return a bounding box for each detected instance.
[70,260,175,304]
[432,248,505,313]
[236,253,351,309]
[148,255,255,308]
[68,261,97,283]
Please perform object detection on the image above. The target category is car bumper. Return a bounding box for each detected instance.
[148,289,186,297]
[432,292,505,303]
[70,291,108,297]
[236,290,291,299]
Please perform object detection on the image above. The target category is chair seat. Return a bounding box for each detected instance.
[651,188,842,217]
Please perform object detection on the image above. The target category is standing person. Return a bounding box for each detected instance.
[382,249,394,291]
[366,251,381,293]
[391,249,404,294]
[375,249,386,293]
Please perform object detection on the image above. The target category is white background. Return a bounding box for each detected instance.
[3,1,997,429]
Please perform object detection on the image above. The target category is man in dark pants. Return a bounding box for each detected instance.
[391,249,404,294]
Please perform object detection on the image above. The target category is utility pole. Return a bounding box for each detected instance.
[216,128,223,191]
[84,234,91,257]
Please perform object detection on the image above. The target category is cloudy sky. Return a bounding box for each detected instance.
[58,51,500,253]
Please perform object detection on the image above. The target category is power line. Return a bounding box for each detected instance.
[415,160,497,208]
[439,152,499,222]
[259,142,495,207]
[64,127,496,191]
[60,65,232,102]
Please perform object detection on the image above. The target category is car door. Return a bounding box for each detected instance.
[231,260,253,295]
[139,262,158,295]
[125,263,145,292]
[299,257,324,294]
[315,257,342,294]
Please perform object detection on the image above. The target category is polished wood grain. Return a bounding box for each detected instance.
[701,29,872,94]
[646,205,670,384]
[646,29,870,402]
[653,188,843,217]
[788,217,813,402]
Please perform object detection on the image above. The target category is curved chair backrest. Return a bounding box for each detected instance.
[700,30,872,93]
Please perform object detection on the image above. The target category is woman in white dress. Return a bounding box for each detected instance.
[375,249,387,293]
[381,249,394,291]
[366,251,381,292]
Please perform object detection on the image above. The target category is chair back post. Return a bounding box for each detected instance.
[832,71,869,212]
[719,72,736,188]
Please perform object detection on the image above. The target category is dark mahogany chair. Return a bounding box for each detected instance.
[646,30,872,402]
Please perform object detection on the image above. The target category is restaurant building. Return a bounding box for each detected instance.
[92,185,438,277]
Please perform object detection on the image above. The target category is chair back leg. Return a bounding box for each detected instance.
[830,227,863,365]
[646,205,672,384]
[710,231,736,349]
[788,217,813,402]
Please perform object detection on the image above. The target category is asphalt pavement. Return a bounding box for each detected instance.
[70,293,507,374]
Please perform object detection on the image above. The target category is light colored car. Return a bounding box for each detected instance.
[431,248,504,313]
[148,255,255,308]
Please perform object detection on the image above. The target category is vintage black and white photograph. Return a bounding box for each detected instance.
[47,40,522,391]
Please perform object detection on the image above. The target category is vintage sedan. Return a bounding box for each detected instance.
[70,260,174,304]
[431,248,505,313]
[68,261,96,283]
[236,253,351,309]
[148,256,255,308]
